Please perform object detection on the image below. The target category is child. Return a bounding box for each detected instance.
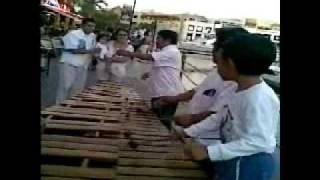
[95,33,110,81]
[116,30,184,129]
[184,33,279,180]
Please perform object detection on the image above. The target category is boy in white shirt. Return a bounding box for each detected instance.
[56,18,100,104]
[116,30,184,129]
[182,33,279,180]
[95,33,111,81]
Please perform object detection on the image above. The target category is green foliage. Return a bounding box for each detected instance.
[93,10,120,31]
[74,0,120,31]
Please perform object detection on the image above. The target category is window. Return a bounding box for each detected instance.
[196,26,203,32]
[195,34,202,39]
[188,25,194,31]
[186,33,193,41]
[205,27,212,33]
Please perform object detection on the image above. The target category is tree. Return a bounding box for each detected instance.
[93,10,120,30]
[72,0,120,31]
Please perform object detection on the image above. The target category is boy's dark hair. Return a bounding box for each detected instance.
[158,30,178,44]
[97,33,108,41]
[220,33,277,76]
[214,27,249,52]
[82,18,96,25]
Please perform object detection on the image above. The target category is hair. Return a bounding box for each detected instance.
[214,27,249,52]
[82,18,96,25]
[220,33,277,76]
[112,28,129,40]
[157,30,178,44]
[97,33,109,42]
[106,27,114,34]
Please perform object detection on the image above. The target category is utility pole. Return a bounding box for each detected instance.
[128,0,137,34]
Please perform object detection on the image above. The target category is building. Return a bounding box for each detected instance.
[214,18,244,29]
[131,11,182,34]
[179,14,216,41]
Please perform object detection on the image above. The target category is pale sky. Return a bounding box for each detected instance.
[106,0,280,23]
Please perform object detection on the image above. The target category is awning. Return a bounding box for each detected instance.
[41,4,82,22]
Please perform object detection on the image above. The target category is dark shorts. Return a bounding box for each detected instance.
[151,97,178,130]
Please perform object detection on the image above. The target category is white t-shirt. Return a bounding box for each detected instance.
[60,29,96,68]
[149,45,184,98]
[96,42,108,60]
[189,69,237,114]
[197,81,280,161]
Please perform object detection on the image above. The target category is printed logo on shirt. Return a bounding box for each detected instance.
[220,106,234,143]
[203,88,216,97]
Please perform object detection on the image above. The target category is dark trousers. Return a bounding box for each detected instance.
[151,97,178,130]
[214,152,275,180]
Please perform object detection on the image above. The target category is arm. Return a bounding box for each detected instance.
[160,89,196,105]
[176,89,196,102]
[117,50,154,61]
[174,111,216,128]
[184,112,222,138]
[207,101,279,161]
[65,48,95,54]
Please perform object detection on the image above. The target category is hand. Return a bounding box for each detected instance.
[141,72,150,80]
[171,123,190,141]
[184,138,208,161]
[116,49,132,57]
[90,48,101,54]
[174,114,194,128]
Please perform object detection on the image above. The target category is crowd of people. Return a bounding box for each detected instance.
[53,17,279,180]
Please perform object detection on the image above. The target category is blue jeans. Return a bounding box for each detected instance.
[214,153,275,180]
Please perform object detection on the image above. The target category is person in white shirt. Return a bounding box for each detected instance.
[116,30,184,129]
[161,28,248,147]
[56,18,99,104]
[182,33,279,180]
[106,28,134,83]
[95,33,111,81]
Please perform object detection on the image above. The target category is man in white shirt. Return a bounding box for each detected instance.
[183,33,279,180]
[56,18,100,104]
[116,30,184,129]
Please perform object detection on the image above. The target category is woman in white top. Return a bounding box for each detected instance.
[106,28,134,83]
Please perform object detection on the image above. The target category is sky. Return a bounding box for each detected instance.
[105,0,280,23]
